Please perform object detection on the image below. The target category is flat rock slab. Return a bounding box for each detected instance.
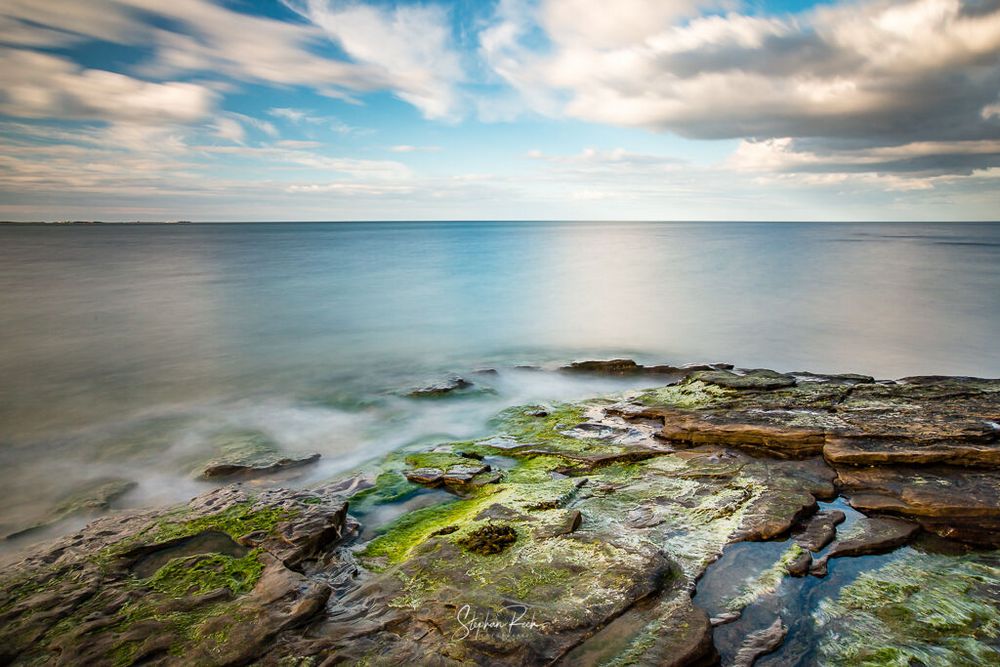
[441,463,491,484]
[838,465,1000,545]
[201,452,320,479]
[692,369,798,390]
[792,509,846,552]
[3,477,137,540]
[811,516,919,576]
[198,431,321,480]
[404,467,445,485]
[0,486,351,666]
[631,374,1000,464]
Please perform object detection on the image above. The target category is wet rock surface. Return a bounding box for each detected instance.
[198,431,321,480]
[792,509,846,552]
[560,358,733,377]
[0,486,353,665]
[810,515,920,576]
[1,366,997,665]
[408,376,475,397]
[2,477,137,540]
[731,617,787,667]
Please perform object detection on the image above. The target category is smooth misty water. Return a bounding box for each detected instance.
[1,221,998,553]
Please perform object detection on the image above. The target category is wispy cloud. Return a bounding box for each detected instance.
[267,107,370,135]
[280,0,466,119]
[390,145,443,153]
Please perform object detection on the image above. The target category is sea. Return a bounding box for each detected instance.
[1,221,998,556]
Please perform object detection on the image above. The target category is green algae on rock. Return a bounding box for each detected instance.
[2,367,998,666]
[0,486,351,666]
[816,548,1000,666]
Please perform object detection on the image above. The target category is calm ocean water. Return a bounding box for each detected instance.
[1,221,998,552]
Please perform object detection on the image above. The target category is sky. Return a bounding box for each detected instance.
[0,0,999,221]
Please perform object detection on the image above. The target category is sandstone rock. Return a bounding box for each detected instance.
[532,509,582,538]
[711,611,741,626]
[825,436,1000,467]
[731,617,787,667]
[691,368,797,390]
[810,515,919,576]
[837,465,1000,545]
[442,463,491,484]
[792,509,846,552]
[202,452,320,479]
[198,431,320,480]
[786,550,812,577]
[0,486,351,665]
[403,467,445,485]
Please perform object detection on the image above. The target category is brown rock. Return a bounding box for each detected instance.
[561,359,643,375]
[404,467,445,485]
[731,618,787,667]
[792,509,846,552]
[786,550,812,577]
[837,465,1000,545]
[810,515,919,576]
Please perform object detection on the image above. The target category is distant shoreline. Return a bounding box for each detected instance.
[0,220,193,225]
[3,219,1000,225]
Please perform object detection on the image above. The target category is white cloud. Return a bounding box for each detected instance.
[268,107,369,135]
[479,0,1000,154]
[1,0,463,120]
[214,117,246,144]
[268,108,310,124]
[0,48,216,124]
[281,0,466,119]
[390,145,443,153]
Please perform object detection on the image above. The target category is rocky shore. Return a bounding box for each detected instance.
[1,362,998,665]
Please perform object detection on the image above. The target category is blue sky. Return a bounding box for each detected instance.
[1,0,999,221]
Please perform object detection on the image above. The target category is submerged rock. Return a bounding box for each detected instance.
[811,515,920,576]
[816,548,1000,665]
[198,431,321,480]
[408,376,474,397]
[3,477,136,540]
[731,617,787,667]
[792,509,846,552]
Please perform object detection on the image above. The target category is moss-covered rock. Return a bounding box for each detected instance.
[4,368,998,666]
[0,486,351,665]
